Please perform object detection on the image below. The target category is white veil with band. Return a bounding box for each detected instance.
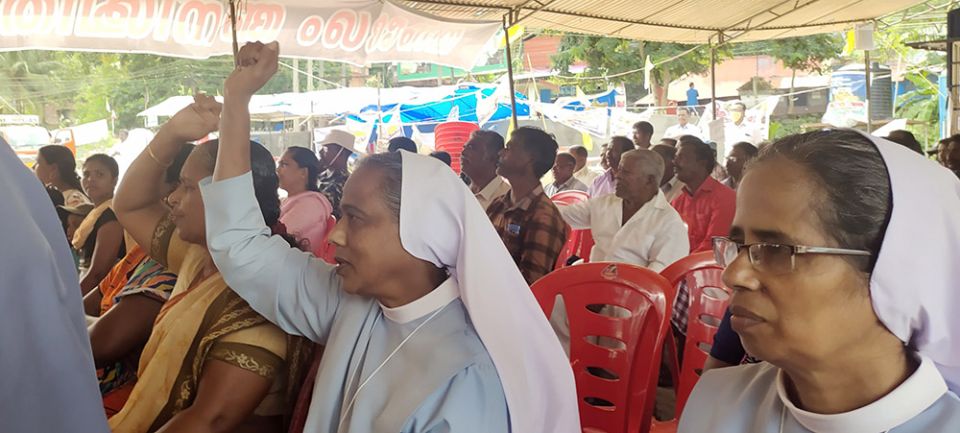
[867,133,960,392]
[397,151,581,432]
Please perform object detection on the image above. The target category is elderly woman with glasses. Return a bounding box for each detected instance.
[679,129,960,432]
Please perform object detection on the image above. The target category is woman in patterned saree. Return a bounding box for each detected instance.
[109,95,311,433]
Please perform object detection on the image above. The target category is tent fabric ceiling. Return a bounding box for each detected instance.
[401,0,927,43]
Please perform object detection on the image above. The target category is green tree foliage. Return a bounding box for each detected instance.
[0,51,69,114]
[740,34,843,113]
[0,51,340,130]
[551,35,729,104]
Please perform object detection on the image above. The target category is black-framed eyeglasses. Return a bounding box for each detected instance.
[712,236,871,274]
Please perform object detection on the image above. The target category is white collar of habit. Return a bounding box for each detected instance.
[379,277,459,324]
[777,355,947,433]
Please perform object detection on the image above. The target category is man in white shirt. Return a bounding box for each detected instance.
[664,108,702,139]
[461,129,510,210]
[569,145,599,186]
[545,152,588,197]
[552,149,689,353]
[558,149,689,267]
[722,101,755,151]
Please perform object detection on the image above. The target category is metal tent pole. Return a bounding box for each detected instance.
[711,35,719,119]
[503,17,519,128]
[865,51,873,133]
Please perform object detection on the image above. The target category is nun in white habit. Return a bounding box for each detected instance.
[0,137,108,432]
[200,40,579,433]
[679,129,960,432]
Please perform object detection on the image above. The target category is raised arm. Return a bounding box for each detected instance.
[202,42,341,343]
[215,41,278,182]
[203,159,341,343]
[114,96,220,256]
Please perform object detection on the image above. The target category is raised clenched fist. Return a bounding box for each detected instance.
[225,41,280,99]
[164,93,222,142]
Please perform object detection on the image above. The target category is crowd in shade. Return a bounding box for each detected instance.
[3,40,960,433]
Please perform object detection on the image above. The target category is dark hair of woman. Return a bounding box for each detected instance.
[166,143,195,186]
[38,145,83,191]
[45,186,68,233]
[355,151,402,221]
[284,146,321,192]
[84,153,120,179]
[197,140,300,249]
[750,129,893,273]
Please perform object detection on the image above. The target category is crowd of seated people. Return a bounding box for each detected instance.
[4,40,960,433]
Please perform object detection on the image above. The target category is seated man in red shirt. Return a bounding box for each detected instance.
[669,135,736,338]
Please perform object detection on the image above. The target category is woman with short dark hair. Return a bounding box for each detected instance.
[680,130,960,432]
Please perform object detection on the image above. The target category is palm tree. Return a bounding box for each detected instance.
[0,51,65,114]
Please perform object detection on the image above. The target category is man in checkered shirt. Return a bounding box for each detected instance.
[486,127,569,285]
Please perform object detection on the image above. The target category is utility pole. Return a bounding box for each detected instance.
[307,60,315,92]
[293,58,300,93]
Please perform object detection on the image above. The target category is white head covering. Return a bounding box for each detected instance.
[865,133,960,392]
[397,151,581,432]
[0,138,109,432]
[316,128,361,154]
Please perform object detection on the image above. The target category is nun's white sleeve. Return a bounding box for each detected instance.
[557,200,592,230]
[200,172,341,343]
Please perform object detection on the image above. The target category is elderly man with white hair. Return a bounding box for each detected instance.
[551,149,690,353]
[558,149,689,268]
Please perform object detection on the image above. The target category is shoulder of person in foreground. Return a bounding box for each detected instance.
[0,140,110,432]
[678,362,777,432]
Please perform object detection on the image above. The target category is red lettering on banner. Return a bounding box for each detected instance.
[436,31,464,55]
[219,2,284,43]
[366,14,406,53]
[241,3,283,36]
[0,0,57,36]
[53,0,79,37]
[395,25,415,51]
[321,9,369,52]
[393,22,464,55]
[74,0,155,40]
[295,15,323,47]
[172,0,222,46]
[151,0,177,42]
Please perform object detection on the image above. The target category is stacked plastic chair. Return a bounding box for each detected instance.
[532,263,675,433]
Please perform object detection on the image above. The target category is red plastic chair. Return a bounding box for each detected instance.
[551,190,594,268]
[551,190,590,205]
[652,251,732,430]
[532,263,675,433]
[317,215,337,264]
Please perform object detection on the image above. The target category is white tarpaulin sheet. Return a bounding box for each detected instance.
[0,0,501,69]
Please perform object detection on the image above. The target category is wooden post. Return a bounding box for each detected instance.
[229,0,239,67]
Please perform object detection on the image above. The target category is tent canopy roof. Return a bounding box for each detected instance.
[403,0,926,43]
